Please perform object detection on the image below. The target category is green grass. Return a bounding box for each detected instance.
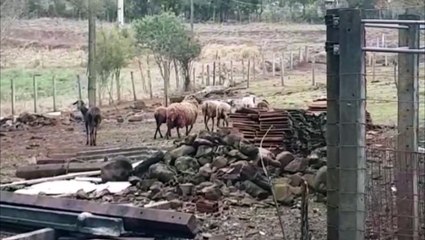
[0,68,79,102]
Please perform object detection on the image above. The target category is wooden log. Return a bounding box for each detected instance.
[16,162,106,180]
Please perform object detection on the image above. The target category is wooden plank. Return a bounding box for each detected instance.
[16,162,106,180]
[3,228,55,240]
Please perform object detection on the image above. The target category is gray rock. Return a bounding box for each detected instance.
[199,163,213,177]
[169,145,196,160]
[201,184,222,201]
[100,156,133,182]
[284,158,308,173]
[196,145,214,158]
[175,156,200,174]
[212,156,228,169]
[227,149,248,160]
[193,138,214,147]
[128,176,142,185]
[148,163,176,183]
[241,180,269,200]
[288,173,304,187]
[198,156,213,166]
[313,165,327,193]
[238,141,259,158]
[276,151,295,169]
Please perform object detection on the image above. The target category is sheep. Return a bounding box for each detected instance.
[73,100,102,146]
[153,106,167,139]
[201,100,231,131]
[165,95,200,139]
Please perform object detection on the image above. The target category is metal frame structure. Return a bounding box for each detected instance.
[326,8,424,240]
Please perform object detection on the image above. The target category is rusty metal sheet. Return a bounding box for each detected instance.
[0,191,199,238]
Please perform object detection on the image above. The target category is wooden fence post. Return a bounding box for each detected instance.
[130,71,137,101]
[201,64,205,85]
[242,59,245,82]
[247,59,251,88]
[230,60,233,84]
[213,61,216,86]
[77,75,82,101]
[280,57,284,86]
[206,64,210,86]
[52,75,57,112]
[252,59,256,83]
[147,56,153,100]
[262,54,266,76]
[218,58,221,85]
[298,47,303,63]
[311,56,316,86]
[33,75,38,113]
[272,54,276,76]
[372,53,376,82]
[393,61,397,86]
[290,51,294,70]
[192,66,196,86]
[10,78,15,116]
[305,46,309,63]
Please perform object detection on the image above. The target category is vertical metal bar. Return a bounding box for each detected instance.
[396,14,420,240]
[338,9,366,240]
[325,8,340,240]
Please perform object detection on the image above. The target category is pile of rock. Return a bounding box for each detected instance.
[99,129,328,207]
[0,112,58,132]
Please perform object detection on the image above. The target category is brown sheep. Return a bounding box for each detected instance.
[201,100,231,131]
[165,95,200,139]
[153,106,167,139]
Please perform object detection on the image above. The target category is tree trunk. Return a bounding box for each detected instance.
[173,59,180,90]
[137,58,147,92]
[87,0,97,107]
[115,70,121,102]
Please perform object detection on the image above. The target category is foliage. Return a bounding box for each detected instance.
[133,12,201,91]
[95,26,134,86]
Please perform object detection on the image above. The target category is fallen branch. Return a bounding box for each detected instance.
[259,125,287,240]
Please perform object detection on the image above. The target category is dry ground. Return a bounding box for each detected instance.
[0,18,424,239]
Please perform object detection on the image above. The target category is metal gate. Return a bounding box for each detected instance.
[325,8,425,240]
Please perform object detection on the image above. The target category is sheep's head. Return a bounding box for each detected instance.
[72,100,86,110]
[183,94,201,107]
[226,99,235,107]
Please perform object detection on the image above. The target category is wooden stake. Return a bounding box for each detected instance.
[280,57,284,86]
[372,53,376,82]
[213,61,216,86]
[242,59,245,82]
[298,47,303,63]
[201,64,205,85]
[305,46,309,63]
[262,54,266,76]
[192,66,196,86]
[206,64,210,86]
[147,56,153,99]
[10,78,15,116]
[230,60,233,84]
[33,75,38,113]
[252,59,256,83]
[290,51,294,70]
[272,54,276,76]
[247,59,251,88]
[77,75,82,101]
[52,75,57,112]
[131,71,137,101]
[312,56,316,86]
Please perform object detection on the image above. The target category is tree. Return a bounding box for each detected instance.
[133,12,201,105]
[0,0,26,63]
[95,27,134,105]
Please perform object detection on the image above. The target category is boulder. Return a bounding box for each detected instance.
[302,173,316,190]
[276,151,295,169]
[226,149,248,160]
[175,156,200,174]
[256,148,281,168]
[127,114,144,122]
[313,165,327,193]
[133,151,165,177]
[198,156,213,166]
[100,156,133,182]
[212,156,228,169]
[222,133,242,148]
[238,141,259,158]
[169,145,196,161]
[273,181,295,206]
[201,184,222,201]
[193,138,214,147]
[199,163,213,177]
[288,173,304,187]
[284,158,308,173]
[148,163,176,183]
[195,145,214,158]
[241,180,269,200]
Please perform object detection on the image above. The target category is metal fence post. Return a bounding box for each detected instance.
[396,14,420,240]
[339,9,366,240]
[325,9,341,240]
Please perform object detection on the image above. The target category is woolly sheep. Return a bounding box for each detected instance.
[165,95,200,139]
[201,100,232,131]
[153,106,167,139]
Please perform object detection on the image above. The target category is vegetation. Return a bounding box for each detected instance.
[4,0,422,24]
[133,12,201,98]
[95,26,135,104]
